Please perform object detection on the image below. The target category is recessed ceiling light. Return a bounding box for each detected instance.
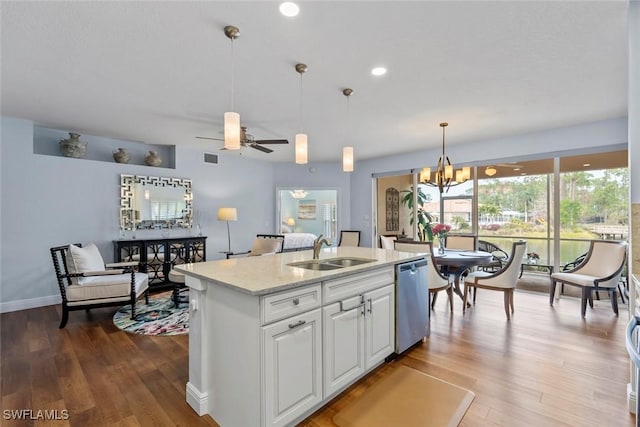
[583,163,591,167]
[513,168,521,171]
[371,67,387,76]
[279,2,299,17]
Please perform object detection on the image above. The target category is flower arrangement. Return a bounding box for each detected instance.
[432,223,451,237]
[527,252,540,260]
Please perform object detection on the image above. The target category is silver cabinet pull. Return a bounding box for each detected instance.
[367,298,373,313]
[292,298,300,306]
[288,320,306,329]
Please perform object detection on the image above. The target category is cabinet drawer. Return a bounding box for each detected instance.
[261,284,322,325]
[324,267,394,305]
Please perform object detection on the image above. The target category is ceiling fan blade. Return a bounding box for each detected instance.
[250,144,273,153]
[255,139,289,145]
[196,136,224,141]
[495,163,524,168]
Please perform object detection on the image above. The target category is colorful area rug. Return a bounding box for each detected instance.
[333,365,475,427]
[113,290,188,336]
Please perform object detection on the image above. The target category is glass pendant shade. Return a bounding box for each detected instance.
[462,166,471,181]
[224,112,241,150]
[295,133,308,164]
[420,167,431,182]
[343,147,354,172]
[444,164,454,180]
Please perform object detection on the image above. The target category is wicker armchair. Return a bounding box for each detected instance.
[477,240,509,272]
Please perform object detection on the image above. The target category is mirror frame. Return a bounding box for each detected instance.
[120,174,193,231]
[276,187,339,242]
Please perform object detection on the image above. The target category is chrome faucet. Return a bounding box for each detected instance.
[312,234,331,259]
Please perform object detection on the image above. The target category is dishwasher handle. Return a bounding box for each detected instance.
[397,259,428,273]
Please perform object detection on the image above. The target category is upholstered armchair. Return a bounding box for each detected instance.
[550,240,627,317]
[51,243,149,328]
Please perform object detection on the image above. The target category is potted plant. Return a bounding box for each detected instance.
[400,186,434,242]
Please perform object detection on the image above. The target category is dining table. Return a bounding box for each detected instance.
[432,249,493,304]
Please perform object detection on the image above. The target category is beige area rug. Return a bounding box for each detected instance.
[333,365,475,427]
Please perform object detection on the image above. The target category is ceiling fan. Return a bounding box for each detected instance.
[196,127,289,153]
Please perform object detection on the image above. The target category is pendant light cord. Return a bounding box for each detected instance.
[299,72,304,132]
[230,38,235,111]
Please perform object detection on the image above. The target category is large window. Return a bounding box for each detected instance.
[476,151,627,268]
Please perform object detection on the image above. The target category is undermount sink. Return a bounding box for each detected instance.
[287,257,377,271]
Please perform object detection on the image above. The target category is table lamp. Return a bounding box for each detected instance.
[217,207,238,253]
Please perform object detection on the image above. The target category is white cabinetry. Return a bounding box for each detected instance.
[185,264,398,427]
[262,308,322,427]
[323,267,395,398]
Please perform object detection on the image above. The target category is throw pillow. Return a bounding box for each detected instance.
[69,243,105,273]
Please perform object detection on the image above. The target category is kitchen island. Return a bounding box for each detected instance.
[175,246,426,427]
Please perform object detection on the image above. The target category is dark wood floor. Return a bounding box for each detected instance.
[1,286,635,426]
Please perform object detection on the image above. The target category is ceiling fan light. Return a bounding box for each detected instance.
[224,112,241,150]
[295,133,308,164]
[485,166,497,176]
[343,147,354,172]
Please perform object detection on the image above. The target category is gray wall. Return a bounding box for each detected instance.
[0,116,628,311]
[0,117,276,311]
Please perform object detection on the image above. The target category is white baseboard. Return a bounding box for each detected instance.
[0,294,60,313]
[186,382,208,416]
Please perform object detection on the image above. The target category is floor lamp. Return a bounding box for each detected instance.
[217,207,237,253]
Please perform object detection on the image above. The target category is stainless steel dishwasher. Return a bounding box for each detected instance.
[395,258,429,354]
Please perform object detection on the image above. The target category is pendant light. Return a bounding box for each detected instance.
[294,63,308,164]
[223,25,241,150]
[342,88,354,172]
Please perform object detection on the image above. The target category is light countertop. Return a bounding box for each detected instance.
[175,246,426,296]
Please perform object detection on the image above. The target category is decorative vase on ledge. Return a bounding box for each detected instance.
[59,132,88,158]
[112,148,131,164]
[144,150,162,167]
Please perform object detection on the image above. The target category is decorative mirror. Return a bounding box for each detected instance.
[120,174,193,230]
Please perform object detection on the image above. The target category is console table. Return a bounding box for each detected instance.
[114,236,207,290]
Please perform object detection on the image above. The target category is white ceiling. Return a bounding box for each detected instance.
[0,1,629,163]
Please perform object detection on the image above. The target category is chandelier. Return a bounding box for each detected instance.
[289,189,308,199]
[419,122,470,194]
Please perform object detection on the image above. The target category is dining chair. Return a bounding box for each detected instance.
[550,240,627,317]
[445,235,477,251]
[338,230,361,247]
[379,235,397,250]
[463,240,527,320]
[394,241,453,311]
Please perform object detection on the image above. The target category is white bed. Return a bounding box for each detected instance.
[282,233,317,251]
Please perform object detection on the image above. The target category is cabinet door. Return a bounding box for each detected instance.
[262,308,322,427]
[364,284,395,369]
[323,296,365,398]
